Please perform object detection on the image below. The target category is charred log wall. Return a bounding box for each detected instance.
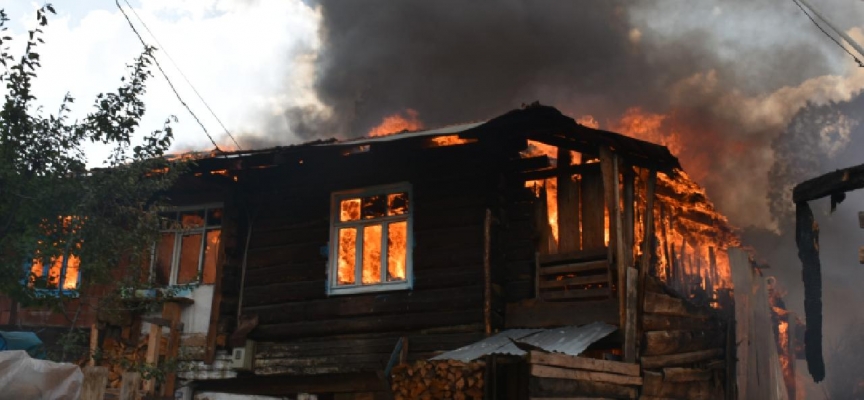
[234,139,522,376]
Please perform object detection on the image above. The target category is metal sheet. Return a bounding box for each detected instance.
[515,321,616,356]
[430,329,542,362]
[430,322,617,362]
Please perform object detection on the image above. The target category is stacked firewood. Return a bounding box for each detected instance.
[100,335,158,388]
[390,360,485,400]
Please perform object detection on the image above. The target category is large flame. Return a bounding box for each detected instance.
[368,109,424,137]
[336,193,408,286]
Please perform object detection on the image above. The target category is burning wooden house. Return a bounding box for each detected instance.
[1,104,787,399]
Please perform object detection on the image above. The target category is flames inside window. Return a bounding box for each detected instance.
[152,205,222,286]
[331,185,411,293]
[29,216,83,291]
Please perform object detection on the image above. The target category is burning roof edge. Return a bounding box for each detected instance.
[172,104,681,172]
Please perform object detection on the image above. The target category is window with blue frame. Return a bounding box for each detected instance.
[28,254,80,292]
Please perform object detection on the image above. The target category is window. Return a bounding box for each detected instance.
[29,255,80,292]
[152,205,222,286]
[329,183,412,295]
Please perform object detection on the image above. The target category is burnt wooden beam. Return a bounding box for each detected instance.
[557,148,580,253]
[795,201,825,382]
[520,162,600,182]
[793,162,864,203]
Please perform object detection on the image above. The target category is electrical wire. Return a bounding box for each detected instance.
[122,0,242,151]
[791,0,864,67]
[115,0,223,151]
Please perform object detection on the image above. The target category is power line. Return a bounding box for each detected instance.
[791,0,864,67]
[121,0,242,151]
[115,0,222,151]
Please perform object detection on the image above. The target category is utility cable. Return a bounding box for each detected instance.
[791,0,864,67]
[122,0,242,151]
[115,0,222,151]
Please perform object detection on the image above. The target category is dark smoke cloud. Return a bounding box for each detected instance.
[272,0,864,232]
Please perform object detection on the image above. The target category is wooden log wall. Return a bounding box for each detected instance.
[527,351,641,399]
[640,276,727,400]
[235,139,522,376]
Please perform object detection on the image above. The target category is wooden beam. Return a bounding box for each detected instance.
[558,148,580,253]
[640,348,724,368]
[624,267,638,363]
[662,367,713,382]
[88,323,98,367]
[162,302,182,396]
[143,321,161,393]
[795,201,825,382]
[119,372,141,400]
[530,364,643,386]
[581,169,605,252]
[528,351,640,376]
[600,147,625,316]
[792,162,864,203]
[81,366,108,400]
[637,168,656,360]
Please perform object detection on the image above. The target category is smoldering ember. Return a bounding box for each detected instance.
[5,1,864,400]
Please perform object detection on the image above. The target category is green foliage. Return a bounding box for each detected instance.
[0,5,185,307]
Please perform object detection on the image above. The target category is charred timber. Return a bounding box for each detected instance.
[792,162,864,203]
[795,201,825,382]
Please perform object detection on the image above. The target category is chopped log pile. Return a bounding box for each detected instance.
[390,359,485,400]
[640,277,727,400]
[99,335,153,389]
[527,350,641,399]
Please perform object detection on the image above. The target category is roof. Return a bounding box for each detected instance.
[430,322,616,362]
[185,104,681,173]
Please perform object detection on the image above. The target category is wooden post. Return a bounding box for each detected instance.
[660,204,672,281]
[600,147,627,331]
[484,209,493,336]
[581,169,605,250]
[88,323,98,367]
[142,322,161,394]
[636,169,656,360]
[81,366,108,400]
[624,267,638,363]
[623,167,635,259]
[162,302,183,396]
[557,148,580,252]
[709,246,719,294]
[120,372,142,400]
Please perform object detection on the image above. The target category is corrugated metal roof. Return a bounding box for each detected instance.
[430,322,616,362]
[429,329,542,362]
[515,322,616,356]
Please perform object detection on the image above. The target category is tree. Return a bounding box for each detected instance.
[0,3,183,335]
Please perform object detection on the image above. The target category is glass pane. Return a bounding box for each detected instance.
[180,210,205,229]
[340,199,361,222]
[362,195,387,220]
[177,234,203,284]
[62,255,80,290]
[362,225,382,284]
[387,221,407,282]
[29,258,44,288]
[202,230,221,284]
[154,233,175,285]
[388,193,409,216]
[337,228,357,285]
[206,208,223,227]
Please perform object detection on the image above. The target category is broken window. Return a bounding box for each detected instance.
[152,204,223,286]
[329,183,412,295]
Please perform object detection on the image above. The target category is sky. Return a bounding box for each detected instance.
[1,0,322,163]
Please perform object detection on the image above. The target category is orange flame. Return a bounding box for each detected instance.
[369,109,424,137]
[612,107,683,156]
[336,193,408,286]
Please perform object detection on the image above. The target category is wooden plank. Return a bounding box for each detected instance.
[119,372,141,400]
[640,348,724,368]
[506,299,620,328]
[558,148,580,252]
[792,162,864,202]
[643,292,708,319]
[662,367,713,382]
[539,274,608,289]
[638,169,657,345]
[642,370,721,399]
[600,148,626,329]
[529,376,638,399]
[540,260,609,276]
[580,169,605,250]
[643,313,716,332]
[81,366,108,400]
[143,322,161,393]
[88,323,98,367]
[624,267,637,363]
[162,302,182,395]
[643,330,725,356]
[540,288,611,301]
[528,351,640,376]
[530,364,643,386]
[539,247,608,265]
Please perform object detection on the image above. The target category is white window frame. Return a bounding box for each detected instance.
[151,203,223,286]
[328,182,413,295]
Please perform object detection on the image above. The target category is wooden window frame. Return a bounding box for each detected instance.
[151,203,223,287]
[328,182,414,295]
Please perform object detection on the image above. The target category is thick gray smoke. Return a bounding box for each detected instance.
[272,0,864,231]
